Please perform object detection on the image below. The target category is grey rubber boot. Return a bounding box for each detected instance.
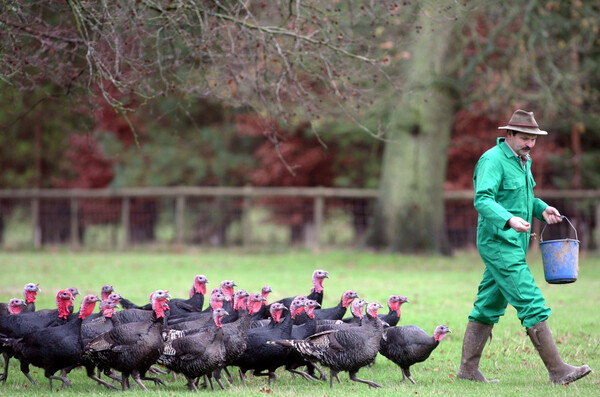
[527,321,591,384]
[457,321,499,382]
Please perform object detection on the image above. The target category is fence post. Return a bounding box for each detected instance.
[313,196,324,251]
[31,198,41,249]
[122,197,130,248]
[242,187,252,246]
[70,198,80,248]
[176,194,185,245]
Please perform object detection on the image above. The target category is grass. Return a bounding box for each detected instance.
[0,249,598,396]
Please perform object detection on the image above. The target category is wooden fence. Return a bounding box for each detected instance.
[1,187,599,251]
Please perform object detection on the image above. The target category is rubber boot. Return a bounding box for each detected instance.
[527,321,591,384]
[457,321,499,382]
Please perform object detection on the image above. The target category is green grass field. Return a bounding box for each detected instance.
[0,249,598,396]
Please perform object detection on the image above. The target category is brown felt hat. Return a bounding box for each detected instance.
[498,109,547,135]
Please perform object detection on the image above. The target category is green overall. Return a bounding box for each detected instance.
[468,137,552,328]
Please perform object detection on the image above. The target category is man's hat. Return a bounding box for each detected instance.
[498,109,547,135]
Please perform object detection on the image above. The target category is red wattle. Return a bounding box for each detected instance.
[25,291,37,304]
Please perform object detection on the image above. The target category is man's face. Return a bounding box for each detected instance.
[506,131,538,157]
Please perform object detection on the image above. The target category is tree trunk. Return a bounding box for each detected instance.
[367,7,458,254]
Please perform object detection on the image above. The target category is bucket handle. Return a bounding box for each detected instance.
[540,215,578,242]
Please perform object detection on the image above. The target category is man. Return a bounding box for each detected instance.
[457,109,591,384]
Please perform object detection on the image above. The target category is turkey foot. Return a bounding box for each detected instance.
[349,371,383,388]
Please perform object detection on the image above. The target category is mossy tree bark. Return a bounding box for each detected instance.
[367,8,459,254]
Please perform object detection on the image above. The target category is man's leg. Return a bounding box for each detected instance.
[458,266,505,382]
[527,321,591,384]
[483,245,590,384]
[481,250,550,329]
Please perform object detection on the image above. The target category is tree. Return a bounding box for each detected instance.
[365,2,461,254]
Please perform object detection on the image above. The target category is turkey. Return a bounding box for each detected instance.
[167,289,226,329]
[282,298,327,381]
[315,299,367,333]
[84,289,171,391]
[232,301,297,385]
[0,283,39,316]
[99,285,144,310]
[261,285,272,301]
[67,287,80,299]
[269,301,385,389]
[34,287,79,319]
[0,299,26,383]
[251,295,306,329]
[100,284,147,310]
[256,270,328,320]
[299,269,328,306]
[294,290,359,325]
[103,275,208,315]
[7,295,117,390]
[33,287,78,318]
[342,298,367,324]
[0,289,74,383]
[104,290,174,327]
[217,280,236,314]
[0,299,27,317]
[378,295,409,327]
[158,308,229,391]
[221,289,250,324]
[81,300,121,382]
[214,292,265,387]
[22,283,40,313]
[250,285,273,321]
[81,300,119,346]
[185,274,209,311]
[0,289,74,338]
[379,324,452,384]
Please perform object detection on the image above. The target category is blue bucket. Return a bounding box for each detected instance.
[539,216,579,284]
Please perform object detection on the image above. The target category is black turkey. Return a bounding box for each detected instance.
[269,301,385,389]
[379,324,452,384]
[378,295,409,327]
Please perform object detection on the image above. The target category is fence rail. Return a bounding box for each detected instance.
[1,187,599,251]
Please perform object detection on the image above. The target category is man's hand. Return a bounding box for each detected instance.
[543,206,563,224]
[508,216,530,232]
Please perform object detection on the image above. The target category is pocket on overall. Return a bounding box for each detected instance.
[501,178,525,213]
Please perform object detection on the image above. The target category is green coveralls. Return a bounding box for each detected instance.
[468,137,552,329]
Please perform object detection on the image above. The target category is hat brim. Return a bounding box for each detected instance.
[498,126,548,135]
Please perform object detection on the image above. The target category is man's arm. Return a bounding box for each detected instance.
[473,157,514,230]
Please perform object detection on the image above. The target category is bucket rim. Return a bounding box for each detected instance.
[539,238,580,245]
